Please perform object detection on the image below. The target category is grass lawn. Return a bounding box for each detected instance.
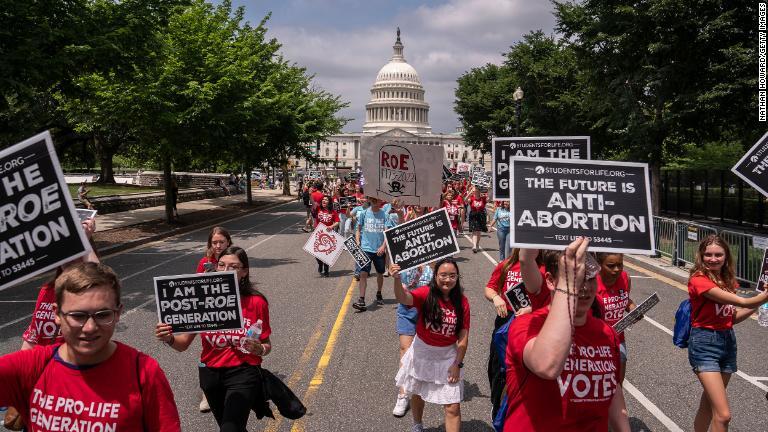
[67,184,163,199]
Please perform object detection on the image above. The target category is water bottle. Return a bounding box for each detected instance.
[758,304,768,327]
[241,319,263,349]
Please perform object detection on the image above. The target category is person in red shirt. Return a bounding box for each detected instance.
[442,190,462,232]
[310,181,325,217]
[391,258,470,432]
[156,246,272,431]
[595,253,636,384]
[686,235,768,432]
[503,238,629,432]
[0,262,181,432]
[314,195,340,277]
[467,187,487,253]
[482,249,547,419]
[196,226,232,273]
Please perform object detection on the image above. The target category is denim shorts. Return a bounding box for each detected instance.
[688,327,737,374]
[396,303,418,335]
[356,251,386,275]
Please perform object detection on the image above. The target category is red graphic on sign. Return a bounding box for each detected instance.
[314,231,337,255]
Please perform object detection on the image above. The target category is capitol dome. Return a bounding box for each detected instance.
[363,28,431,134]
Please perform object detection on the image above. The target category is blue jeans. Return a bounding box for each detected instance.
[496,227,510,261]
[688,327,737,373]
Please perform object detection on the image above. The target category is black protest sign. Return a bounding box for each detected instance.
[757,249,768,292]
[442,165,452,181]
[339,196,356,209]
[509,157,655,254]
[343,236,371,269]
[492,136,590,200]
[471,171,490,187]
[732,131,768,197]
[384,208,460,272]
[0,131,91,291]
[154,271,244,333]
[504,281,531,313]
[612,292,659,334]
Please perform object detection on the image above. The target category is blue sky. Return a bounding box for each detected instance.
[226,0,556,133]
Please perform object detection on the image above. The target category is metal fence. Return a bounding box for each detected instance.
[653,216,764,286]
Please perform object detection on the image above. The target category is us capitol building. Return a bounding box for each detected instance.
[293,29,489,172]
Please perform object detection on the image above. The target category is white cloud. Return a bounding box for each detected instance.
[265,0,555,133]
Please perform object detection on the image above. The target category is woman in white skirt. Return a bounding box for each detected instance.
[391,257,470,432]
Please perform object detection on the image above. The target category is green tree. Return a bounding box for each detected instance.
[554,0,759,211]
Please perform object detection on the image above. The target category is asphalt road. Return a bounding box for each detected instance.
[1,201,766,431]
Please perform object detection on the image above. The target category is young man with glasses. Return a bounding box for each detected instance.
[0,262,181,431]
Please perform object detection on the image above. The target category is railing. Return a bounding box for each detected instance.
[653,216,763,286]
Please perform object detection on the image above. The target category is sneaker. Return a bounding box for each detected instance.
[472,247,478,253]
[392,395,409,417]
[323,271,330,277]
[353,274,360,281]
[411,424,424,432]
[376,292,384,305]
[352,298,367,311]
[199,395,211,413]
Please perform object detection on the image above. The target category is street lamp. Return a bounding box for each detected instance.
[513,86,524,136]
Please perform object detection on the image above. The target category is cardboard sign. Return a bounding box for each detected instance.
[456,162,472,175]
[76,209,97,222]
[472,165,485,175]
[361,133,444,207]
[492,136,590,200]
[384,208,460,272]
[154,271,244,333]
[612,292,659,334]
[0,131,91,291]
[757,249,768,292]
[338,196,357,209]
[732,131,768,197]
[307,170,322,180]
[509,157,655,254]
[343,236,371,269]
[303,225,346,266]
[504,281,531,313]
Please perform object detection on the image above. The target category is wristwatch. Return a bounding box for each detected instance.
[457,362,464,369]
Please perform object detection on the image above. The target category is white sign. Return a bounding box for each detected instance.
[361,131,444,207]
[303,225,346,266]
[754,236,768,250]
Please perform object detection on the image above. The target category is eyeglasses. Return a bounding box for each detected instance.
[61,309,120,327]
[437,273,459,280]
[217,262,243,271]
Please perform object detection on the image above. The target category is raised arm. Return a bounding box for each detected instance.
[522,238,588,379]
[519,248,543,295]
[390,264,414,306]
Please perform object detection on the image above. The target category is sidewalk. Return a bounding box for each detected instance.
[96,188,294,231]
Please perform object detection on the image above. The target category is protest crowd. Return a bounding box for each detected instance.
[2,132,768,432]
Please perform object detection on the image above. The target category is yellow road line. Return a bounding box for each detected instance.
[624,260,757,321]
[263,276,350,432]
[289,278,357,432]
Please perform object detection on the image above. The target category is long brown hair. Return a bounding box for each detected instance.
[206,227,232,260]
[218,246,265,300]
[690,234,736,292]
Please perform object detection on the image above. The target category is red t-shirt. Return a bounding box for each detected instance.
[485,260,551,312]
[311,191,324,207]
[200,294,272,368]
[22,282,62,346]
[469,195,486,212]
[0,342,181,432]
[409,285,470,347]
[315,209,340,228]
[688,274,737,330]
[596,272,631,342]
[196,256,217,274]
[504,309,621,432]
[443,200,461,228]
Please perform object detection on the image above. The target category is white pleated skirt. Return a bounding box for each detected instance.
[395,335,464,405]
